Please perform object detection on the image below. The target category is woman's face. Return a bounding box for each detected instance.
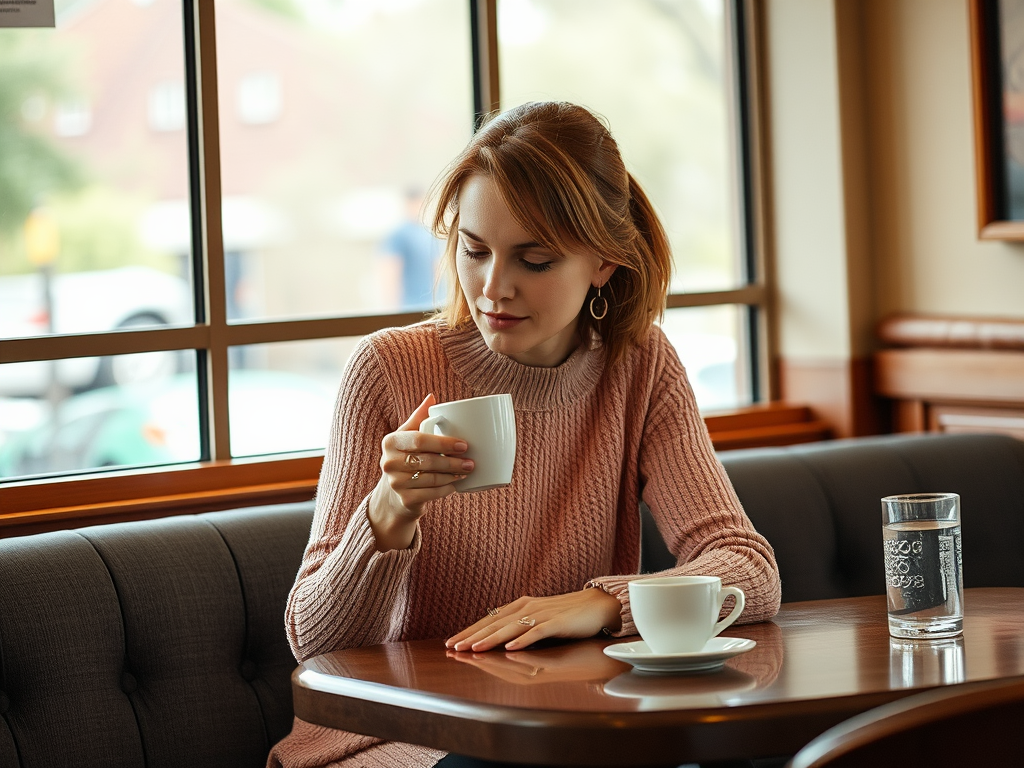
[456,174,615,368]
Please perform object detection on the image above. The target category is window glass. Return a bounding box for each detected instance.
[0,356,200,480]
[498,0,744,293]
[228,337,358,457]
[660,305,752,412]
[0,0,763,491]
[0,0,196,340]
[214,0,473,323]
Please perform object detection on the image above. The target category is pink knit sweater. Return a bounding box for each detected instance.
[269,320,780,768]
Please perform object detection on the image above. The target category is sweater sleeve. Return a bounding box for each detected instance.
[285,336,421,661]
[587,337,781,636]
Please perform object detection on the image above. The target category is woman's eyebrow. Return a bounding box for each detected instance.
[458,228,544,251]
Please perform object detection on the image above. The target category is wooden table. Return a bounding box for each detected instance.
[292,588,1024,766]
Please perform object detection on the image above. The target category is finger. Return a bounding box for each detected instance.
[446,618,502,649]
[405,470,467,489]
[397,393,436,432]
[455,609,544,652]
[388,429,469,457]
[384,451,473,478]
[504,624,549,651]
[468,617,548,652]
[446,622,497,651]
[446,600,524,648]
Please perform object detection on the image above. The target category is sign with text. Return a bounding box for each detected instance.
[0,0,55,27]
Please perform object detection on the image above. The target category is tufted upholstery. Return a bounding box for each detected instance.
[2,433,1023,767]
[643,433,1024,602]
[0,502,313,768]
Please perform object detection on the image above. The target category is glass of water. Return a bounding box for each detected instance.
[881,493,963,639]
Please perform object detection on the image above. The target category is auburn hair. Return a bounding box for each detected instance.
[431,101,672,367]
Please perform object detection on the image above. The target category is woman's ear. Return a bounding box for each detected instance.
[594,261,618,287]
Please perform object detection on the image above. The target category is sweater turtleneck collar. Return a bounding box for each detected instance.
[437,321,606,412]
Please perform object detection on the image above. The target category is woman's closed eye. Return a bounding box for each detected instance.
[460,246,489,260]
[522,259,553,273]
[460,245,553,273]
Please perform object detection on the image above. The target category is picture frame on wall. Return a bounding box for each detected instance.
[970,0,1024,239]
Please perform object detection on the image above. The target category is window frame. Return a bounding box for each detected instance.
[0,0,777,531]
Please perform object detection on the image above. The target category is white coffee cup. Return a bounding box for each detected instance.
[628,575,745,655]
[419,394,516,493]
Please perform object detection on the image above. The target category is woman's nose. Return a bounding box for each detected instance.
[482,259,513,301]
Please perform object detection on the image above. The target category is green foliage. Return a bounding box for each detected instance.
[0,185,175,277]
[0,31,84,239]
[244,0,304,22]
[52,185,175,275]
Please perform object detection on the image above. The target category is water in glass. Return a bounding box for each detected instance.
[883,517,963,638]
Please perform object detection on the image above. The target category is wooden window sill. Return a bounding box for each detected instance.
[0,403,829,538]
[704,402,831,451]
[0,455,323,537]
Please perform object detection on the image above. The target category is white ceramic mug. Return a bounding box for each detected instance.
[628,575,745,654]
[419,394,516,493]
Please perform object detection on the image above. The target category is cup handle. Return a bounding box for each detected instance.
[420,414,448,436]
[712,587,745,637]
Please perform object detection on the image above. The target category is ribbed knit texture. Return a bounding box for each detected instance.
[268,320,781,768]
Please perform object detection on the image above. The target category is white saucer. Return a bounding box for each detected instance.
[603,637,756,674]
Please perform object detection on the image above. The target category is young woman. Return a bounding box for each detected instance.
[269,101,780,768]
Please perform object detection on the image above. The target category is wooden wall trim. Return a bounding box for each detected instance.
[930,404,1024,440]
[878,314,1024,351]
[875,314,1024,440]
[778,356,883,438]
[875,348,1024,403]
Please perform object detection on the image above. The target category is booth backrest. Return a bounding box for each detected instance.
[3,433,1023,767]
[643,433,1024,602]
[0,502,314,768]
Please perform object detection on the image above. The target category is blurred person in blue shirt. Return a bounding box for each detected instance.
[379,187,443,310]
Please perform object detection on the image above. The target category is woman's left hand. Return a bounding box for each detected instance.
[445,588,623,652]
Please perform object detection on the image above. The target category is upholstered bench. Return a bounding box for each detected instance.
[0,502,314,768]
[645,432,1024,600]
[2,433,1023,767]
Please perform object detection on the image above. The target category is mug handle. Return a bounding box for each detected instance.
[712,587,745,637]
[420,414,448,436]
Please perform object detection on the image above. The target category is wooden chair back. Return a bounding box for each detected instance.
[789,676,1024,768]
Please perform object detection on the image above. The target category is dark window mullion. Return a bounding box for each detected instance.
[730,0,757,288]
[730,0,764,404]
[471,0,499,129]
[184,0,230,462]
[181,0,210,461]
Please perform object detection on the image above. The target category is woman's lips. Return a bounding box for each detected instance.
[482,312,526,331]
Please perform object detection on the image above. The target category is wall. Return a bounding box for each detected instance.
[764,0,1024,437]
[764,0,877,436]
[865,0,1024,318]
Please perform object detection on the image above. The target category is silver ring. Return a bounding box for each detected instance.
[405,454,422,466]
[517,616,536,627]
[410,471,421,480]
[487,607,500,616]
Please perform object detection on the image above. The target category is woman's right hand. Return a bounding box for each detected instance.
[368,393,474,551]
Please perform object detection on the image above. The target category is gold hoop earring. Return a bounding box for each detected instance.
[589,285,608,320]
